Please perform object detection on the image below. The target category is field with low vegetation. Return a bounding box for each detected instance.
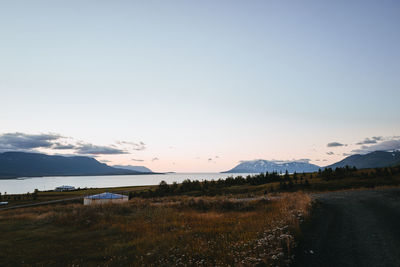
[0,193,311,266]
[1,166,400,266]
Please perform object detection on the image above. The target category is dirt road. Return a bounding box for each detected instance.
[292,188,400,267]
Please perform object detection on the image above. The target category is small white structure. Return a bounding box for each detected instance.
[55,185,76,192]
[84,192,128,205]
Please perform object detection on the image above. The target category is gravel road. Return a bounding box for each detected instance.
[292,188,400,267]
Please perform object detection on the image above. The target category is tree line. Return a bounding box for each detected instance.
[131,170,312,198]
[317,165,400,180]
[130,165,400,198]
[0,189,38,201]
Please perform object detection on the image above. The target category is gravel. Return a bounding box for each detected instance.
[292,188,400,267]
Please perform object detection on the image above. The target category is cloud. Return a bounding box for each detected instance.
[293,158,311,163]
[152,157,159,161]
[343,153,352,156]
[239,159,266,163]
[239,158,312,164]
[207,157,218,164]
[272,159,311,164]
[131,158,144,162]
[0,132,62,151]
[356,138,378,145]
[326,151,334,155]
[351,139,400,154]
[78,140,146,155]
[52,142,76,150]
[116,141,146,151]
[0,132,148,156]
[327,142,345,147]
[75,143,127,155]
[207,156,219,163]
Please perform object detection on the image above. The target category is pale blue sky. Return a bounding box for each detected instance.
[0,1,399,171]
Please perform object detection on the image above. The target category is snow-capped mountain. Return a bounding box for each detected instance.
[223,159,320,173]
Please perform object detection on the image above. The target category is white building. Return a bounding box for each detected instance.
[55,185,76,192]
[83,192,129,205]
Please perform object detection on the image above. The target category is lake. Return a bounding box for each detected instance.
[0,173,254,194]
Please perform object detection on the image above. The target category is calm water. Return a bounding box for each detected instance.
[0,173,254,194]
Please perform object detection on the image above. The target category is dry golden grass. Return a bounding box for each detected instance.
[0,192,311,266]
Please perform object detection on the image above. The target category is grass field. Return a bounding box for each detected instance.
[0,193,311,266]
[1,168,400,266]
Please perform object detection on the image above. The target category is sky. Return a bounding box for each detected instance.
[0,0,399,172]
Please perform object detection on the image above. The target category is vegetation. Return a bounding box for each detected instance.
[2,166,399,207]
[130,165,400,198]
[2,165,400,266]
[0,186,151,207]
[0,193,311,266]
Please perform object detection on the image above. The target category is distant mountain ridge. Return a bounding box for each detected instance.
[325,151,400,169]
[224,151,400,174]
[113,165,152,173]
[2,150,399,179]
[0,152,149,179]
[223,159,320,174]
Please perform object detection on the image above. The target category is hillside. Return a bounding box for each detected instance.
[325,151,400,169]
[223,151,400,174]
[223,159,320,173]
[113,165,152,173]
[0,152,142,179]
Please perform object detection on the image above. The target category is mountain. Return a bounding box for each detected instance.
[0,152,145,179]
[223,159,320,174]
[325,150,400,169]
[113,165,152,173]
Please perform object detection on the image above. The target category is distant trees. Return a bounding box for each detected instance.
[284,170,290,181]
[32,189,38,200]
[317,165,358,180]
[131,165,400,198]
[316,165,400,181]
[293,172,298,183]
[133,171,294,198]
[0,191,41,202]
